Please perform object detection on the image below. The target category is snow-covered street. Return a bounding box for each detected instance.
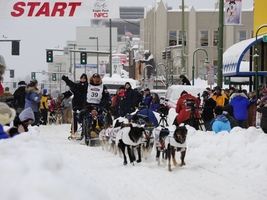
[1,123,266,200]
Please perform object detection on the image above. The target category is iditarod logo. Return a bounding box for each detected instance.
[93,0,109,18]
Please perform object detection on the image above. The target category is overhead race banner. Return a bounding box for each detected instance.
[0,0,120,19]
[224,0,242,25]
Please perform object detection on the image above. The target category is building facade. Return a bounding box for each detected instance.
[140,0,253,81]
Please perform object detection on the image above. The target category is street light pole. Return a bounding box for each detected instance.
[254,24,267,99]
[192,48,209,85]
[89,37,99,74]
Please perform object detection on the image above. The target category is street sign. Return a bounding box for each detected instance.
[263,35,267,42]
[63,47,70,55]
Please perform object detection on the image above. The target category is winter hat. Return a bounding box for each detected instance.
[43,88,48,95]
[214,86,221,91]
[19,107,35,123]
[119,86,125,90]
[214,106,223,115]
[18,81,27,86]
[0,55,6,76]
[90,106,99,112]
[28,80,38,87]
[0,102,16,125]
[144,88,150,92]
[201,91,209,97]
[180,90,188,96]
[80,73,88,82]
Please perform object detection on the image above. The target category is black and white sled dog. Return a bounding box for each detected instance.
[154,125,188,171]
[116,123,146,165]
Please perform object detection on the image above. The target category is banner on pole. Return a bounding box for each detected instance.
[0,0,120,19]
[224,0,242,26]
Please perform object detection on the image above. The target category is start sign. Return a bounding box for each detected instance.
[0,0,120,19]
[11,2,82,17]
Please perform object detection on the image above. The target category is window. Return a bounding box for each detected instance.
[251,30,254,38]
[78,47,86,50]
[237,30,246,42]
[213,30,218,46]
[178,31,187,46]
[169,30,177,46]
[200,30,209,46]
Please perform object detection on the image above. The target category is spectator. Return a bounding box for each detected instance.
[142,88,152,107]
[24,80,42,126]
[17,107,35,133]
[174,90,201,130]
[115,86,125,118]
[222,105,239,129]
[179,75,191,85]
[211,106,231,134]
[0,102,16,139]
[40,89,48,125]
[149,93,160,112]
[200,91,216,131]
[134,88,143,107]
[229,90,250,128]
[60,96,72,124]
[124,82,137,114]
[13,81,27,114]
[212,86,228,106]
[256,102,267,133]
[130,102,159,127]
[0,87,14,107]
[47,94,56,112]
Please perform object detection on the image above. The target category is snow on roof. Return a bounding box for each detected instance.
[223,36,264,76]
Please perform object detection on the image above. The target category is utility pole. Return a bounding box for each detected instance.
[217,0,224,88]
[181,0,185,73]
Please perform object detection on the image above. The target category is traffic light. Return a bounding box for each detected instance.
[46,50,53,63]
[52,73,56,81]
[166,50,171,59]
[162,51,166,60]
[10,69,14,78]
[80,52,87,64]
[12,41,20,55]
[31,72,36,80]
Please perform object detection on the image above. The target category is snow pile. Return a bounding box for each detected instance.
[0,127,110,200]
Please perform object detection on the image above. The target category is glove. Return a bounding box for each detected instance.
[62,75,69,82]
[58,94,64,100]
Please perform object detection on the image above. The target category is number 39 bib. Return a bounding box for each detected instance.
[87,84,103,104]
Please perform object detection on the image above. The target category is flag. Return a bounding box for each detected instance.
[125,30,134,37]
[224,0,242,26]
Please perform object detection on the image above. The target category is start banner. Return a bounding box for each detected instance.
[0,0,120,19]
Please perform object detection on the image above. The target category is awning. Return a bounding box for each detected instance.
[223,36,267,77]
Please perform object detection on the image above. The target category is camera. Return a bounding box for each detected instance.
[157,104,169,116]
[185,98,196,110]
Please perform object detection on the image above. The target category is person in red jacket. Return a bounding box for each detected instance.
[174,90,201,130]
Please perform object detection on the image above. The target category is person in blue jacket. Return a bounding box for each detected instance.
[211,106,231,134]
[24,80,42,126]
[129,102,159,127]
[229,90,250,128]
[142,88,152,107]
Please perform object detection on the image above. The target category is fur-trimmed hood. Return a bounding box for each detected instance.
[26,86,40,94]
[89,75,102,85]
[0,102,16,125]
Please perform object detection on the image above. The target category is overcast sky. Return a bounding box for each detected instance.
[0,0,254,86]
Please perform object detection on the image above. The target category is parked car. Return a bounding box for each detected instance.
[161,85,206,109]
